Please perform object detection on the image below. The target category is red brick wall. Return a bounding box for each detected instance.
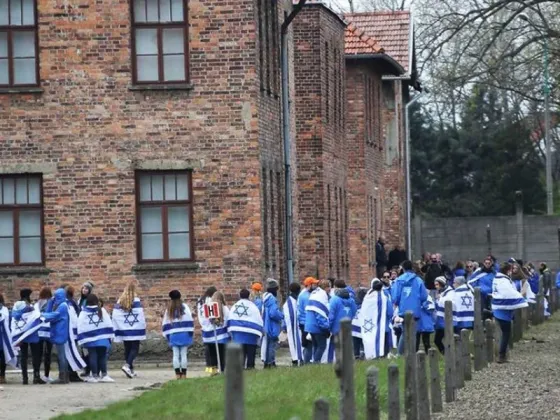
[293,5,347,282]
[0,0,293,330]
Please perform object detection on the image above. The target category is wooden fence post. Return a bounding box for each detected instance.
[416,351,430,420]
[388,364,400,420]
[529,303,537,327]
[454,335,464,389]
[313,399,330,420]
[484,319,494,364]
[335,319,355,420]
[473,288,486,371]
[460,329,472,381]
[225,344,244,420]
[536,295,544,325]
[428,348,442,413]
[404,312,417,420]
[444,301,455,403]
[366,367,380,420]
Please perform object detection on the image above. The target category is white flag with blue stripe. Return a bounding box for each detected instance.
[11,305,43,346]
[34,302,51,339]
[112,298,147,342]
[453,285,474,329]
[306,288,329,320]
[162,303,195,339]
[77,307,115,346]
[228,299,263,338]
[352,308,362,338]
[360,290,388,359]
[0,306,17,367]
[197,297,217,344]
[283,296,303,362]
[435,287,456,328]
[201,306,230,344]
[491,273,528,311]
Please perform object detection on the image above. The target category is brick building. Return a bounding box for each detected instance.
[0,0,417,329]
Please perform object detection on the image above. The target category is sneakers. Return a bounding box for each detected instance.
[41,375,53,384]
[205,367,211,373]
[121,364,133,379]
[100,375,115,383]
[84,376,99,383]
[131,370,138,378]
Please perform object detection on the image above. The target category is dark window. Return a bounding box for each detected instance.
[325,42,329,123]
[0,174,44,266]
[136,171,193,262]
[257,0,278,95]
[262,167,269,269]
[327,184,332,269]
[131,0,189,84]
[0,0,39,87]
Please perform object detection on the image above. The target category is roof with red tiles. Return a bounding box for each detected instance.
[345,22,385,55]
[344,11,412,73]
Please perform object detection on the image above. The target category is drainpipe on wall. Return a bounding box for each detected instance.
[281,0,307,284]
[405,91,423,260]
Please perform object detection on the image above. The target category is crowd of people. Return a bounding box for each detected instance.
[0,252,554,385]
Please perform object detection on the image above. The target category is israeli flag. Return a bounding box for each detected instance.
[197,297,216,344]
[0,306,17,367]
[34,302,51,339]
[77,307,114,346]
[282,296,303,362]
[524,283,536,304]
[491,273,528,311]
[360,290,388,359]
[435,287,455,328]
[11,306,43,346]
[453,285,474,329]
[112,298,147,342]
[201,307,230,344]
[306,288,330,320]
[55,301,86,372]
[162,303,194,338]
[352,308,362,338]
[228,299,263,338]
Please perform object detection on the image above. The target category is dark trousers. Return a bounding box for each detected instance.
[124,340,140,370]
[352,337,363,359]
[88,346,108,377]
[242,344,257,369]
[434,329,445,354]
[416,332,431,353]
[39,339,53,377]
[300,325,312,363]
[208,343,226,371]
[20,342,41,379]
[0,349,5,376]
[311,333,328,363]
[496,318,512,356]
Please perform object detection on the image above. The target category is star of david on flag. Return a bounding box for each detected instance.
[124,312,140,327]
[363,318,374,333]
[233,303,249,318]
[88,312,102,327]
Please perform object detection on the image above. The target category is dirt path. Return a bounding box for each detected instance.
[0,367,206,420]
[433,317,560,420]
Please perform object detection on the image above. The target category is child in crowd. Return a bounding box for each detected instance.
[163,290,194,379]
[208,291,230,374]
[228,289,263,369]
[197,286,218,374]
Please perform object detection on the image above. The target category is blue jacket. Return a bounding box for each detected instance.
[41,288,70,345]
[168,330,193,347]
[417,300,435,333]
[304,290,330,334]
[253,297,263,314]
[297,289,311,327]
[493,309,513,322]
[528,273,539,294]
[231,331,259,346]
[453,268,466,279]
[262,293,284,339]
[556,272,560,288]
[468,270,495,298]
[12,305,40,343]
[391,271,428,319]
[329,289,357,335]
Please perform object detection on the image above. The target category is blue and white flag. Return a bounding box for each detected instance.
[112,298,147,342]
[68,304,79,338]
[77,307,114,346]
[162,303,195,338]
[360,290,388,359]
[435,286,455,329]
[491,273,528,311]
[352,308,362,338]
[260,292,276,362]
[197,297,216,344]
[11,305,43,346]
[228,299,263,338]
[453,285,474,329]
[34,303,51,339]
[0,306,17,367]
[306,288,329,320]
[282,296,303,362]
[524,282,536,304]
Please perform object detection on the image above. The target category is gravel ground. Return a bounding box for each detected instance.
[433,317,560,420]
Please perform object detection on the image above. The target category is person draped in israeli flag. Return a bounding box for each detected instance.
[304,281,331,364]
[492,263,528,363]
[282,283,303,366]
[352,288,368,359]
[0,293,17,381]
[77,294,115,383]
[260,279,284,367]
[434,276,454,354]
[163,290,194,379]
[361,279,393,359]
[452,276,474,331]
[196,286,218,374]
[207,291,230,373]
[11,301,42,347]
[228,289,263,369]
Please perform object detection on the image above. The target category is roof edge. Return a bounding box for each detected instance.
[299,1,346,26]
[345,53,405,75]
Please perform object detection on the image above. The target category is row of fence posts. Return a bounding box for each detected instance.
[223,280,558,420]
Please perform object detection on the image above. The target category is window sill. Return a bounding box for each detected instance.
[0,266,52,275]
[128,83,194,92]
[132,262,199,272]
[0,87,44,95]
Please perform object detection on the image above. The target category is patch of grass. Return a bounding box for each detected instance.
[58,358,409,420]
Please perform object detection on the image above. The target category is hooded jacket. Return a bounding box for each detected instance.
[11,303,40,343]
[262,292,284,339]
[391,271,429,319]
[41,288,70,345]
[297,289,311,327]
[329,289,357,335]
[468,268,495,299]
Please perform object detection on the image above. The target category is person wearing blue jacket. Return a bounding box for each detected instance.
[392,260,428,355]
[41,288,70,384]
[468,257,495,312]
[262,278,284,368]
[329,280,357,335]
[305,280,331,363]
[13,289,43,385]
[298,277,318,363]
